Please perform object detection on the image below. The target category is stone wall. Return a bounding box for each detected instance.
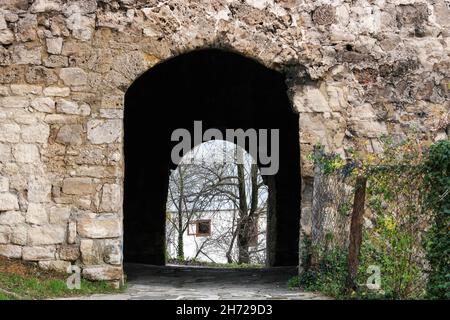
[0,0,448,282]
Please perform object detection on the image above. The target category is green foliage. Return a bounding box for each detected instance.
[0,271,120,300]
[422,139,450,299]
[302,136,449,299]
[0,293,11,300]
[361,136,428,299]
[307,144,346,175]
[298,247,349,298]
[287,275,300,289]
[358,230,424,299]
[290,235,349,298]
[300,231,312,270]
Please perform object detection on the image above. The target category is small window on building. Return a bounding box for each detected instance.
[188,220,211,237]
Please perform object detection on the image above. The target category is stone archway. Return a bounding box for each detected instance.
[0,1,443,285]
[123,49,301,267]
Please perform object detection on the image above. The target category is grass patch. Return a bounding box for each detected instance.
[0,292,12,300]
[0,256,122,300]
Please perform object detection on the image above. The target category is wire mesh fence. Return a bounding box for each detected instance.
[306,144,432,297]
[310,147,354,263]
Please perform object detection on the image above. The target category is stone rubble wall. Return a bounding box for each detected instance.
[0,0,448,282]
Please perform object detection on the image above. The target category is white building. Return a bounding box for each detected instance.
[166,209,267,265]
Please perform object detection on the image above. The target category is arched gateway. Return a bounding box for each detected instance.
[0,1,445,285]
[123,49,301,267]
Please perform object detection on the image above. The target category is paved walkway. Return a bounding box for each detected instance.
[76,263,328,300]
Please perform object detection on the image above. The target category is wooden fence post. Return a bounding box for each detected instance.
[346,175,367,292]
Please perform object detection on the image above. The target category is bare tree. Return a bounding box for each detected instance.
[166,141,267,264]
[167,163,224,260]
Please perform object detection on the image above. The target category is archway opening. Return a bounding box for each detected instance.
[166,140,268,266]
[123,49,300,267]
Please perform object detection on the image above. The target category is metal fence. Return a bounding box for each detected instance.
[307,145,430,296]
[310,148,353,256]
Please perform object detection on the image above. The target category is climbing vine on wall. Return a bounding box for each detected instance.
[422,139,450,299]
[358,135,429,299]
[301,135,449,299]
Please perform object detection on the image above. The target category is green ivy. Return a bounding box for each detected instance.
[307,144,346,175]
[422,139,450,299]
[296,246,349,299]
[302,137,449,299]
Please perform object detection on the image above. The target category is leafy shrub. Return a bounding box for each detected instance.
[358,229,425,299]
[422,139,450,299]
[302,135,449,299]
[291,235,349,298]
[299,247,349,298]
[359,135,428,299]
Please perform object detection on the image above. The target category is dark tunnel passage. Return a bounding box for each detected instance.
[123,49,301,267]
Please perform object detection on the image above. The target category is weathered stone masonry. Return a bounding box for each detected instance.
[0,0,448,283]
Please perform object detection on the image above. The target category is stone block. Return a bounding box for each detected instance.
[43,55,69,68]
[62,177,95,195]
[59,67,87,86]
[313,5,335,25]
[87,119,122,144]
[16,13,37,42]
[10,84,42,95]
[0,123,20,143]
[0,176,8,192]
[0,29,14,45]
[46,37,63,55]
[396,4,428,27]
[103,240,122,265]
[58,244,80,261]
[80,239,102,265]
[26,66,58,84]
[11,225,27,245]
[38,260,71,273]
[21,122,50,144]
[0,244,22,258]
[100,184,121,212]
[23,246,56,261]
[0,225,11,243]
[82,265,122,280]
[28,176,51,203]
[0,193,19,211]
[49,206,71,225]
[0,211,24,225]
[28,225,65,245]
[57,99,90,115]
[0,143,11,162]
[56,124,84,145]
[43,86,70,97]
[13,144,40,163]
[77,216,121,239]
[67,221,77,244]
[30,0,62,13]
[13,45,41,65]
[0,96,29,108]
[26,203,48,225]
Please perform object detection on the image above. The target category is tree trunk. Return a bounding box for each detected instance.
[176,167,184,261]
[226,252,233,264]
[226,210,239,263]
[346,176,367,291]
[237,218,250,264]
[236,150,250,264]
[177,214,184,260]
